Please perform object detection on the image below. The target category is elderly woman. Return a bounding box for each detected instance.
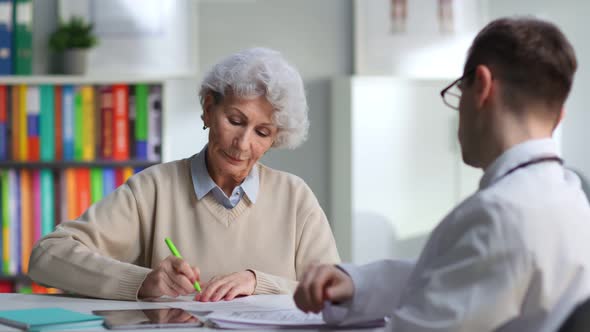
[28,48,340,301]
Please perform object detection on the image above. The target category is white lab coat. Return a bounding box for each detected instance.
[325,139,590,332]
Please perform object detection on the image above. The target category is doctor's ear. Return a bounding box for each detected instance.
[473,65,494,108]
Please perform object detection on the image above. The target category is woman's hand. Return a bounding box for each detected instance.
[138,255,201,299]
[194,270,256,302]
[293,263,354,313]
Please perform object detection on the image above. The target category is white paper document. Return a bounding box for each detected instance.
[206,309,387,329]
[162,294,297,313]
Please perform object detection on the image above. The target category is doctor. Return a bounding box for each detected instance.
[294,17,590,332]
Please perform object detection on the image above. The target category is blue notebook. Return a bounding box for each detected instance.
[0,307,104,332]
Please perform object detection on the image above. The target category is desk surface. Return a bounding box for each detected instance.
[0,294,384,331]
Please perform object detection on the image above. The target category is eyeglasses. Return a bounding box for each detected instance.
[440,69,474,110]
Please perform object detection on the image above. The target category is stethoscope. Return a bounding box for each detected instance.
[498,156,564,181]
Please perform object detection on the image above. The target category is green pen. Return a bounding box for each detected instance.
[164,237,202,292]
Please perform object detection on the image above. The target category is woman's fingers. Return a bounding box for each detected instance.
[170,257,197,282]
[223,285,242,301]
[211,282,234,302]
[166,269,196,295]
[198,277,225,302]
[138,256,201,299]
[163,256,200,295]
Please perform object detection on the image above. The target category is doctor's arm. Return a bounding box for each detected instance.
[390,203,532,332]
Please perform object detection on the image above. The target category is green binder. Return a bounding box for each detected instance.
[40,169,54,236]
[0,170,9,275]
[135,84,148,141]
[40,85,55,161]
[74,90,83,160]
[12,0,33,75]
[90,168,103,203]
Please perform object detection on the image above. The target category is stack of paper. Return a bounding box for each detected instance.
[205,309,387,329]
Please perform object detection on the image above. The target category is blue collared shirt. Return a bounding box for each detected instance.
[191,145,259,209]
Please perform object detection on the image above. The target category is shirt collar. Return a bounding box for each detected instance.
[191,145,259,203]
[479,138,560,190]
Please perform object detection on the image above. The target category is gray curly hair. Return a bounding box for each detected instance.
[199,48,309,149]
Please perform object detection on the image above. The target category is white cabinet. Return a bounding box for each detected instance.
[330,77,482,264]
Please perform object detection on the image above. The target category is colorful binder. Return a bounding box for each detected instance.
[25,85,39,161]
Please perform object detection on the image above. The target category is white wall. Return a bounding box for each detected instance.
[488,0,590,181]
[59,0,198,76]
[198,0,354,212]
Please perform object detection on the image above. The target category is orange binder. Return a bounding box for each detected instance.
[76,168,91,217]
[20,169,32,273]
[112,85,129,160]
[65,169,77,220]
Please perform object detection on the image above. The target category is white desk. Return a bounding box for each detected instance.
[0,294,384,331]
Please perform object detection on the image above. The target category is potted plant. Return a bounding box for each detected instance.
[49,16,98,75]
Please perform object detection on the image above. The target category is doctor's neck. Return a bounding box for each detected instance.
[479,104,560,170]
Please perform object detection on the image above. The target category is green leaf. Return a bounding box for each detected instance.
[48,16,99,52]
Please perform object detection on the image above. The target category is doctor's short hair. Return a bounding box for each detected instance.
[198,47,309,149]
[463,17,577,112]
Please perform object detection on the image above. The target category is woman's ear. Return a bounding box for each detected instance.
[202,93,215,127]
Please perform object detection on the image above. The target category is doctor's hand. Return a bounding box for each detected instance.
[194,270,256,302]
[294,263,354,314]
[138,255,201,299]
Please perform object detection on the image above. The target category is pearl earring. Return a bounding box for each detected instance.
[203,125,207,130]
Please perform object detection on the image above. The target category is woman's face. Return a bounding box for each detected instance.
[203,93,278,184]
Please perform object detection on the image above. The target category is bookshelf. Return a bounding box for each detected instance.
[0,74,190,293]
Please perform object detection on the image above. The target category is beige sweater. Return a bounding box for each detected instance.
[28,156,340,300]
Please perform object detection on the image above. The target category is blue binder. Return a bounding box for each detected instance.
[62,85,75,160]
[0,0,13,74]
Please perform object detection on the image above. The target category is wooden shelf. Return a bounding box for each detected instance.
[0,274,29,282]
[0,74,193,85]
[0,160,160,169]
